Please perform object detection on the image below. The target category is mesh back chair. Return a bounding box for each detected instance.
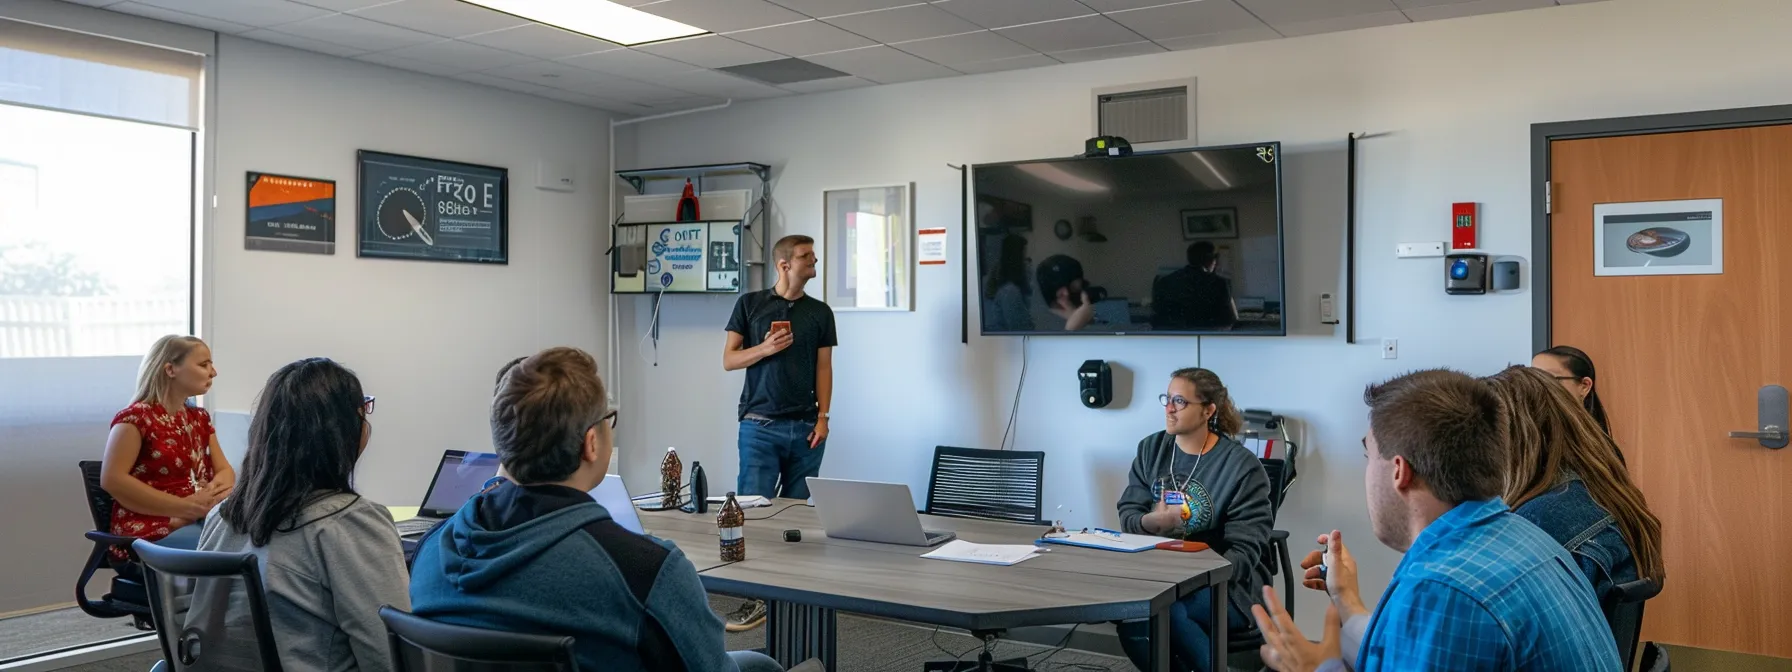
[76,460,155,630]
[923,446,1046,525]
[1259,458,1297,616]
[1609,578,1663,670]
[380,606,578,672]
[132,540,284,672]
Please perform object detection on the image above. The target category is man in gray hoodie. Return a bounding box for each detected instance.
[1115,367,1275,672]
[409,347,785,672]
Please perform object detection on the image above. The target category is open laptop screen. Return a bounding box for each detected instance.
[418,450,501,517]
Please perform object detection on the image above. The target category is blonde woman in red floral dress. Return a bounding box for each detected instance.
[100,335,237,556]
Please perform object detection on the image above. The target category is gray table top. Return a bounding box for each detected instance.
[639,500,1232,630]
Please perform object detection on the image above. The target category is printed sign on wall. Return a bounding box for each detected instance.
[246,172,335,254]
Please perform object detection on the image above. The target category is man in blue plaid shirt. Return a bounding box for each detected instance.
[1250,369,1621,672]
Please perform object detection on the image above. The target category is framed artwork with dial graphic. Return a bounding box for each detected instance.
[356,150,508,264]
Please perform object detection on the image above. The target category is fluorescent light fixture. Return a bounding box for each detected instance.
[457,0,708,47]
[1016,162,1109,193]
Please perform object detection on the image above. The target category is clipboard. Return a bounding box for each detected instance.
[1037,531,1166,553]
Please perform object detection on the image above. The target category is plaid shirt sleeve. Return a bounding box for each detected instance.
[1377,578,1511,670]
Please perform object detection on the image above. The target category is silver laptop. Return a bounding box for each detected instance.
[395,450,501,538]
[806,477,957,547]
[589,474,645,535]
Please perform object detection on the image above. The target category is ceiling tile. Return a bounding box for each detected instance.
[1402,0,1552,21]
[1051,40,1166,63]
[60,0,128,6]
[376,39,538,71]
[290,0,396,10]
[779,75,876,93]
[1076,0,1190,10]
[637,0,808,34]
[766,0,917,18]
[725,20,876,56]
[1107,1,1267,41]
[270,13,441,51]
[130,0,331,28]
[1273,9,1407,36]
[241,28,372,56]
[461,24,622,60]
[558,48,703,79]
[353,50,468,76]
[349,0,529,38]
[1155,25,1280,49]
[824,4,981,44]
[930,0,1093,29]
[1393,0,1474,6]
[892,30,1033,65]
[109,2,257,33]
[1235,0,1399,24]
[804,45,959,83]
[637,35,784,68]
[658,69,793,99]
[481,59,608,84]
[953,53,1058,74]
[996,14,1143,53]
[454,71,559,95]
[558,75,699,102]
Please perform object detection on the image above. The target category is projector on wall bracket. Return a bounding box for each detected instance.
[1083,136,1132,158]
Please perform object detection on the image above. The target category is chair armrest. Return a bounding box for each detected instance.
[86,530,141,548]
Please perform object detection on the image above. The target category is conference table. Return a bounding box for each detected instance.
[639,502,1234,672]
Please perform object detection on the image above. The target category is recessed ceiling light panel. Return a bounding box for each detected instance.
[457,0,708,46]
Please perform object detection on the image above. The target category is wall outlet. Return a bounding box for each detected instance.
[1381,338,1398,359]
[1396,242,1447,258]
[1319,292,1338,324]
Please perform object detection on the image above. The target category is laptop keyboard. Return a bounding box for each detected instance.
[395,517,442,537]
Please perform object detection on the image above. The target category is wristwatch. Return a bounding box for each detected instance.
[818,412,830,420]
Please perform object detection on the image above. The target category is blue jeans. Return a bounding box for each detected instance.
[157,524,202,550]
[728,650,785,672]
[1115,586,1251,672]
[738,417,827,500]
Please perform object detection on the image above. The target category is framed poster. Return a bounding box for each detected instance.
[357,150,508,264]
[1180,207,1238,240]
[245,172,335,254]
[823,184,913,311]
[1593,198,1722,276]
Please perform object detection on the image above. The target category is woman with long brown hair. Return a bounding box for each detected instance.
[1483,366,1664,614]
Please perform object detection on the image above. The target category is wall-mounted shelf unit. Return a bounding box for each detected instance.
[612,162,772,294]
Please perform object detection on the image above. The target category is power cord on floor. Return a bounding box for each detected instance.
[1026,623,1082,668]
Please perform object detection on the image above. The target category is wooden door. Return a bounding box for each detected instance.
[1551,125,1792,659]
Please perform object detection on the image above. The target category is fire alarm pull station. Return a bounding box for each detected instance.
[1452,202,1478,250]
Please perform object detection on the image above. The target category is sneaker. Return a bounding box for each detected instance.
[724,599,767,632]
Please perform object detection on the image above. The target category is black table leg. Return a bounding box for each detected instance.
[765,600,837,672]
[1149,608,1174,672]
[1210,585,1228,672]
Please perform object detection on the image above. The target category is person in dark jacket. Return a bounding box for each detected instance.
[1115,368,1274,672]
[409,347,787,672]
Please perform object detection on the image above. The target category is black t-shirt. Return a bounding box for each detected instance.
[725,289,838,420]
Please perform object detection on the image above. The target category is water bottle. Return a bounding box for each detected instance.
[691,461,709,514]
[718,492,745,561]
[660,447,682,508]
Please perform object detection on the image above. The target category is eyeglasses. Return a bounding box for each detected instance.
[1158,394,1207,411]
[361,395,376,415]
[600,409,618,429]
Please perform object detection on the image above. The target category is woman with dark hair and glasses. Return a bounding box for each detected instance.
[1114,368,1273,672]
[196,358,408,672]
[1534,345,1623,462]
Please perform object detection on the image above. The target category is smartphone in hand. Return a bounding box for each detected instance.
[771,321,792,337]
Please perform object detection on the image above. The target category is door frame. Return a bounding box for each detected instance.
[1530,104,1792,351]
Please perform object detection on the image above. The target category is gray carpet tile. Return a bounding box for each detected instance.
[0,608,146,662]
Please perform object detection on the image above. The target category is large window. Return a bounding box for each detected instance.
[0,103,194,357]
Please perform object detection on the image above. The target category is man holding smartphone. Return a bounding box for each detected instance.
[720,234,836,631]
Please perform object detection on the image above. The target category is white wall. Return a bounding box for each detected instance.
[615,0,1792,632]
[208,36,611,509]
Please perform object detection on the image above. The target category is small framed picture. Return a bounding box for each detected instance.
[1593,198,1722,277]
[1181,207,1237,240]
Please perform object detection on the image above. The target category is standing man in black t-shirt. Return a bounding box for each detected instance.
[719,234,836,631]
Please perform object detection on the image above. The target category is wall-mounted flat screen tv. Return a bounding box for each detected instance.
[972,142,1285,336]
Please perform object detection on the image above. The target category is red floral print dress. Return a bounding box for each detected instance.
[108,401,216,559]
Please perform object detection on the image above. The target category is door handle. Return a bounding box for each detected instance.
[1730,385,1789,449]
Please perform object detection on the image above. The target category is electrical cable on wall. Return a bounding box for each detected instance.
[638,283,668,368]
[999,335,1030,451]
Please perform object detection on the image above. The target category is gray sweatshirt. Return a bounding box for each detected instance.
[1117,432,1274,612]
[194,492,411,672]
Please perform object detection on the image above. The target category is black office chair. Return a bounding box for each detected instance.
[75,460,155,631]
[923,446,1046,525]
[133,540,285,671]
[380,605,578,671]
[921,446,1043,671]
[1260,458,1297,617]
[1609,578,1663,671]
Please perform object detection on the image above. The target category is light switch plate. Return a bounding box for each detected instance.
[1397,242,1446,258]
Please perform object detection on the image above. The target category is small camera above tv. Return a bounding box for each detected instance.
[971,142,1286,337]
